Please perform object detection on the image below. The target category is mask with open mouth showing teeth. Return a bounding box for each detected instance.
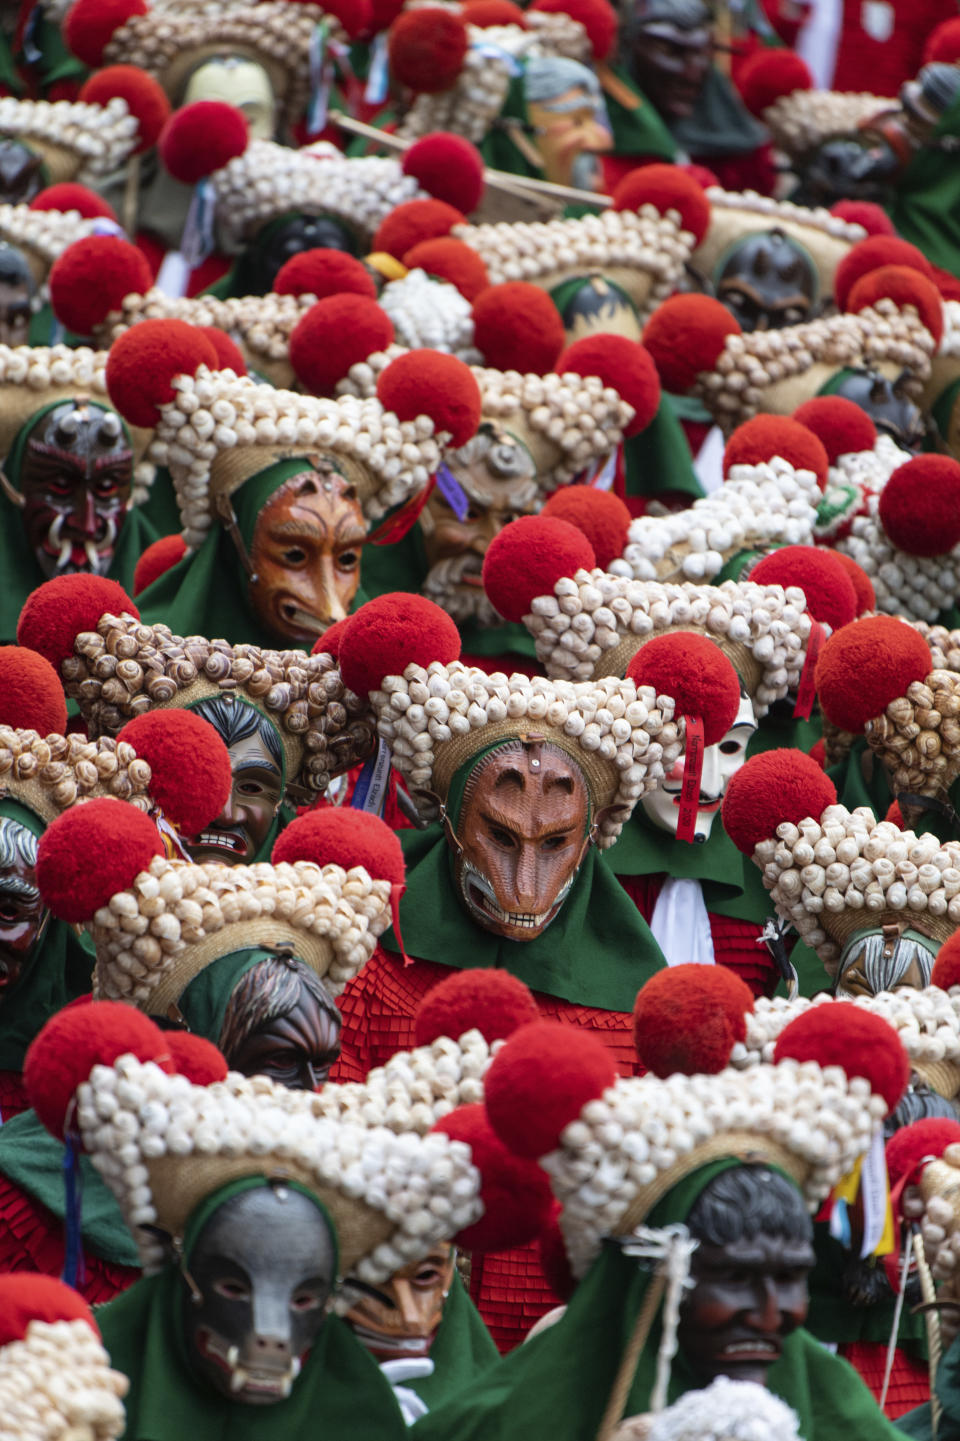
[640,692,757,844]
[182,696,284,867]
[451,738,591,942]
[0,816,47,1004]
[183,1181,337,1407]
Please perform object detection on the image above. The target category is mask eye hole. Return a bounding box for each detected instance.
[291,1291,322,1312]
[214,1278,250,1301]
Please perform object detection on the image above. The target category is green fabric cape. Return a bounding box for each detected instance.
[669,66,769,158]
[806,1223,927,1352]
[603,65,677,161]
[745,699,822,759]
[177,946,275,1045]
[889,92,960,278]
[408,1272,500,1406]
[897,1328,960,1437]
[623,398,704,501]
[411,1160,905,1441]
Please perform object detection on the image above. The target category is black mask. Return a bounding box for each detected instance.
[830,369,926,452]
[235,214,360,296]
[0,139,44,204]
[715,231,818,332]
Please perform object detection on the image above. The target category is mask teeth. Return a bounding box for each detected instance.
[229,1365,249,1394]
[226,1346,239,1369]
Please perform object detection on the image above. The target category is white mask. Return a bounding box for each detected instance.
[183,57,277,141]
[641,692,758,843]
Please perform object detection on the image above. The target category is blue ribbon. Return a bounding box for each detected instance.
[350,737,392,817]
[61,1134,86,1289]
[435,463,470,521]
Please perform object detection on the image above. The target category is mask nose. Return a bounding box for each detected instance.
[699,744,721,798]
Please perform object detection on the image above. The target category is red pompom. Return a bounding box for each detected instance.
[556,336,661,437]
[829,201,896,238]
[472,282,565,374]
[78,65,170,152]
[831,551,875,616]
[133,534,187,594]
[24,1000,170,1141]
[528,0,617,59]
[814,615,933,732]
[633,965,754,1077]
[0,647,67,736]
[808,737,827,769]
[541,488,630,569]
[28,184,118,221]
[273,249,376,300]
[847,265,943,346]
[642,295,740,394]
[484,1020,617,1158]
[887,1119,960,1199]
[402,237,489,301]
[316,0,372,40]
[878,455,960,557]
[116,710,232,834]
[722,748,837,855]
[290,295,394,396]
[196,325,246,375]
[35,798,163,924]
[885,800,905,828]
[932,933,960,991]
[924,15,960,63]
[461,0,527,24]
[17,576,138,669]
[373,198,463,260]
[414,970,539,1047]
[371,0,404,29]
[65,0,147,68]
[612,164,711,246]
[159,102,248,185]
[626,633,740,746]
[681,163,720,189]
[49,236,151,335]
[388,8,468,92]
[376,350,482,446]
[0,1274,99,1344]
[310,616,350,659]
[339,593,461,695]
[834,236,934,310]
[723,415,829,490]
[403,133,484,213]
[482,515,595,623]
[736,49,812,117]
[791,397,876,464]
[272,807,405,885]
[164,1032,229,1085]
[750,546,858,630]
[435,1104,554,1251]
[774,1003,909,1115]
[105,318,218,427]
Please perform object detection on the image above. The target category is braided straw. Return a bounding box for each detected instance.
[0,1318,127,1441]
[693,188,864,294]
[0,726,154,823]
[865,670,960,815]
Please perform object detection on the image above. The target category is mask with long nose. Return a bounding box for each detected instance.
[182,1182,337,1405]
[344,1245,456,1360]
[640,692,757,843]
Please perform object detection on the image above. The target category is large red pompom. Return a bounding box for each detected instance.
[482,515,595,623]
[790,397,876,464]
[35,798,163,924]
[774,1003,908,1115]
[925,15,960,63]
[106,318,218,427]
[722,748,837,855]
[271,807,405,885]
[461,0,527,25]
[49,236,151,335]
[414,970,539,1047]
[290,295,394,396]
[116,711,231,834]
[310,616,350,659]
[376,350,482,446]
[829,201,896,237]
[0,1274,98,1344]
[165,1032,228,1085]
[736,49,812,117]
[750,546,858,630]
[887,1118,960,1197]
[831,551,875,616]
[528,0,617,58]
[472,283,565,374]
[556,336,661,437]
[316,0,372,39]
[834,237,934,310]
[0,647,67,736]
[403,134,484,213]
[612,164,711,246]
[633,965,754,1077]
[435,1104,554,1251]
[28,184,118,221]
[159,102,248,185]
[197,326,246,375]
[642,295,740,394]
[541,488,630,569]
[878,455,960,557]
[133,534,187,594]
[402,237,489,301]
[814,615,933,732]
[78,66,170,152]
[64,0,147,68]
[932,933,960,992]
[273,249,376,300]
[17,576,138,669]
[389,8,468,92]
[339,593,461,696]
[373,198,464,260]
[626,633,741,746]
[371,0,404,29]
[847,265,944,346]
[484,1020,617,1158]
[723,415,829,490]
[25,1000,170,1140]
